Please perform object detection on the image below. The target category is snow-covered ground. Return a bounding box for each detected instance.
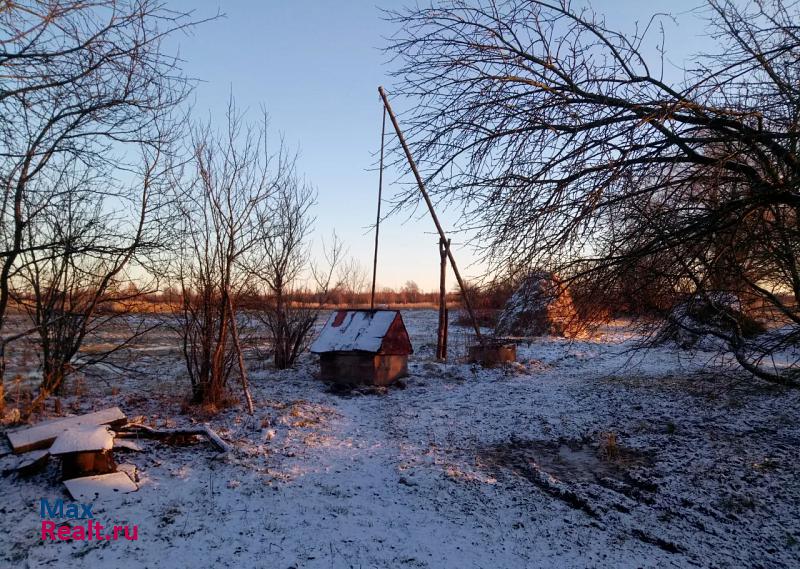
[1,310,799,568]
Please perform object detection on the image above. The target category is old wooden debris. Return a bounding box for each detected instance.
[468,342,517,366]
[117,462,139,483]
[6,407,126,454]
[116,424,232,454]
[50,425,117,480]
[2,449,50,476]
[61,451,117,480]
[49,425,114,455]
[114,439,143,452]
[63,471,137,501]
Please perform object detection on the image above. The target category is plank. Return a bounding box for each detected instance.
[1,449,50,475]
[117,463,138,483]
[116,423,232,453]
[114,439,143,452]
[16,449,50,474]
[49,425,114,455]
[198,425,233,454]
[7,407,126,454]
[63,471,137,501]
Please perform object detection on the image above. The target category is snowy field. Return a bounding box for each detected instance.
[1,309,799,568]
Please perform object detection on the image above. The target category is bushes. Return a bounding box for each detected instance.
[653,293,767,349]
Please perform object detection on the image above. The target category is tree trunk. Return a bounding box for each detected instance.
[227,294,254,414]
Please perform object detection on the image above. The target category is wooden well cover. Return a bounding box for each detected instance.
[310,310,412,355]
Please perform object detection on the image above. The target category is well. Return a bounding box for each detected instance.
[468,342,516,366]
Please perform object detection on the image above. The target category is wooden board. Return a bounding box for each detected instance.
[116,424,232,453]
[50,425,114,455]
[63,471,137,500]
[1,449,50,475]
[114,439,143,452]
[117,463,138,483]
[468,343,516,366]
[7,407,126,454]
[61,451,117,480]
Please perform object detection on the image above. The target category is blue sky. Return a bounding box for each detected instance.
[167,0,711,291]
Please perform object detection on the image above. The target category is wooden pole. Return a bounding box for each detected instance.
[437,238,450,360]
[443,305,448,357]
[370,105,387,310]
[378,86,484,343]
[227,294,254,415]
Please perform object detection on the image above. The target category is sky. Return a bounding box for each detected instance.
[166,0,712,291]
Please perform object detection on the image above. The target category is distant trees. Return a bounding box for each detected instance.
[337,258,369,305]
[387,0,800,385]
[0,0,197,406]
[401,280,421,304]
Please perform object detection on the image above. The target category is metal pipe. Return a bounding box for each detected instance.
[370,104,387,310]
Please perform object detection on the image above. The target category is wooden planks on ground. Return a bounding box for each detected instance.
[63,471,137,500]
[50,425,114,455]
[6,407,126,454]
[1,449,50,475]
[116,423,232,453]
[114,439,143,452]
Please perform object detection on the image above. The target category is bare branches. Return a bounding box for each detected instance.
[0,0,204,401]
[247,161,320,370]
[12,147,171,403]
[169,100,276,409]
[386,0,800,384]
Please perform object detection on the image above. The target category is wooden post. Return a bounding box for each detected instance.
[437,238,450,360]
[227,294,254,415]
[378,86,484,344]
[443,305,448,357]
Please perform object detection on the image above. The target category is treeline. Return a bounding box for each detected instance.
[93,285,465,311]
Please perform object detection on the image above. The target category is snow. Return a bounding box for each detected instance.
[6,406,124,453]
[63,472,138,501]
[496,271,580,337]
[1,311,799,568]
[49,425,114,455]
[310,309,404,353]
[114,439,143,452]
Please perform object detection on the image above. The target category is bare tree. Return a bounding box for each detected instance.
[337,257,369,305]
[387,0,800,385]
[249,169,320,370]
[0,1,202,407]
[402,280,421,304]
[13,149,168,409]
[172,102,301,411]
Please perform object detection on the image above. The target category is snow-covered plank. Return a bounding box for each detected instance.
[49,425,114,455]
[6,407,126,454]
[63,472,137,501]
[117,463,138,483]
[2,449,50,475]
[310,310,399,353]
[114,439,143,452]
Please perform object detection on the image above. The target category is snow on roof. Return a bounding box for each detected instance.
[49,425,114,455]
[310,310,409,354]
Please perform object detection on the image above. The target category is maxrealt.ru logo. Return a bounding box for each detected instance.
[40,499,138,541]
